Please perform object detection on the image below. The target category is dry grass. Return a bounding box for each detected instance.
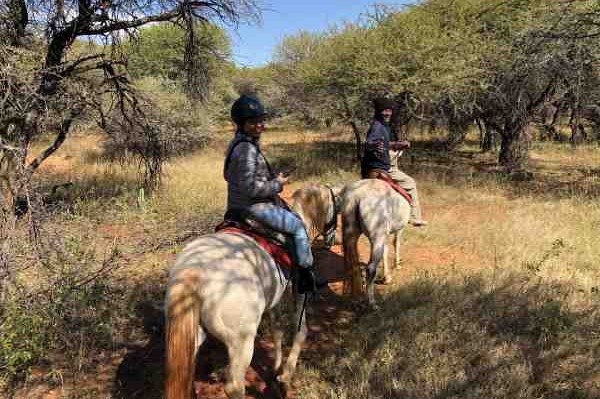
[9,126,600,398]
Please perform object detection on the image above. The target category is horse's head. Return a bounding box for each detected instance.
[322,183,345,248]
[290,183,345,247]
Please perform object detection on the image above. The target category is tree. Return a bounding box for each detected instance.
[266,0,600,170]
[0,0,261,206]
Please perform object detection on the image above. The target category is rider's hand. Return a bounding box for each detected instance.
[276,172,289,186]
[391,140,410,151]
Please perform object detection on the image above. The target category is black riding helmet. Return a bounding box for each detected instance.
[231,95,267,125]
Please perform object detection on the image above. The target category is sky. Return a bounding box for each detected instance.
[228,0,409,67]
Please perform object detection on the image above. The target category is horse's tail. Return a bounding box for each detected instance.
[165,269,202,399]
[342,196,363,295]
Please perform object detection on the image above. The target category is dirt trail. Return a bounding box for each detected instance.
[187,229,463,399]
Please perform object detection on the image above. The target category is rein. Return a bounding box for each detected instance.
[322,185,339,239]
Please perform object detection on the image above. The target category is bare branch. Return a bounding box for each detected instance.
[26,107,81,173]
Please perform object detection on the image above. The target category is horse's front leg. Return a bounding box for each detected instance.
[277,293,308,387]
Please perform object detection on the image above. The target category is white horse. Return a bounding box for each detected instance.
[341,179,411,308]
[164,184,340,399]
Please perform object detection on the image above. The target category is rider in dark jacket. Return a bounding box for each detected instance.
[361,97,427,227]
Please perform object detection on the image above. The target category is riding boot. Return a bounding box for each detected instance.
[297,267,328,294]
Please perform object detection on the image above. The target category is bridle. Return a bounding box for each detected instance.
[322,184,340,240]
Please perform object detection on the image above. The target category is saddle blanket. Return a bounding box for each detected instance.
[375,173,413,205]
[216,225,294,270]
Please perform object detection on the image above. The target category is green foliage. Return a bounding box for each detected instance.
[0,301,46,389]
[251,0,600,167]
[124,22,231,86]
[0,236,122,390]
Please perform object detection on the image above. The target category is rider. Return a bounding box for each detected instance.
[224,94,327,293]
[361,97,428,227]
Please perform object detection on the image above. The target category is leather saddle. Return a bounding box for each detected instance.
[215,208,294,270]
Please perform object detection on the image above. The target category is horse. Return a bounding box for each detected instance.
[164,183,340,399]
[289,183,343,246]
[341,179,410,309]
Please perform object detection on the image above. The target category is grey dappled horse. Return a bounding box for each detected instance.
[341,179,410,309]
[164,183,341,399]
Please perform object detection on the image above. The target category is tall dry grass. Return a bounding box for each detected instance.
[7,125,600,398]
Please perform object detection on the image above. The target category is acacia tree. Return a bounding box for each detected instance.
[0,0,260,205]
[267,0,600,170]
[273,25,390,160]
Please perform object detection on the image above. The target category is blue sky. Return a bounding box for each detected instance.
[228,1,409,67]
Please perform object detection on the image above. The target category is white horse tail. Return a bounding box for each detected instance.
[165,269,202,399]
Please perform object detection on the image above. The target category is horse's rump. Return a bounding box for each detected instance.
[217,224,294,273]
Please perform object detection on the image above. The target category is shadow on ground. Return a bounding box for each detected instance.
[300,271,600,399]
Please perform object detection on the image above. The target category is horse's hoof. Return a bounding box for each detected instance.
[270,376,288,399]
[369,302,381,312]
[278,380,289,398]
[276,373,291,397]
[375,277,393,285]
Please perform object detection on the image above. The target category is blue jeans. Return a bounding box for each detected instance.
[249,203,313,268]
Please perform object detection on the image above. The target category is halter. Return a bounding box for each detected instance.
[322,184,340,239]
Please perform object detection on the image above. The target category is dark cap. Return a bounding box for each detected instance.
[373,97,396,113]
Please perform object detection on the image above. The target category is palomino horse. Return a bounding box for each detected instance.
[164,184,340,399]
[289,183,343,246]
[341,179,410,309]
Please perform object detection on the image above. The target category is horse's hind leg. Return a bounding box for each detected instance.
[381,240,392,285]
[224,332,255,399]
[366,235,386,309]
[263,309,284,372]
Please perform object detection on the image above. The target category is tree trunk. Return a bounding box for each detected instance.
[7,0,28,46]
[477,119,496,153]
[445,114,469,151]
[570,107,586,146]
[349,121,362,162]
[499,121,528,171]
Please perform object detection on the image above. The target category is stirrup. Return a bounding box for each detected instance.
[297,268,328,294]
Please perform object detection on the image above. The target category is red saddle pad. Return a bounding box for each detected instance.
[216,225,294,270]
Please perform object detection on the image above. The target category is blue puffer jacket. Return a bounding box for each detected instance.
[224,131,283,211]
[361,119,391,177]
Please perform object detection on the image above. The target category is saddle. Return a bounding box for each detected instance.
[215,208,294,271]
[365,169,413,205]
